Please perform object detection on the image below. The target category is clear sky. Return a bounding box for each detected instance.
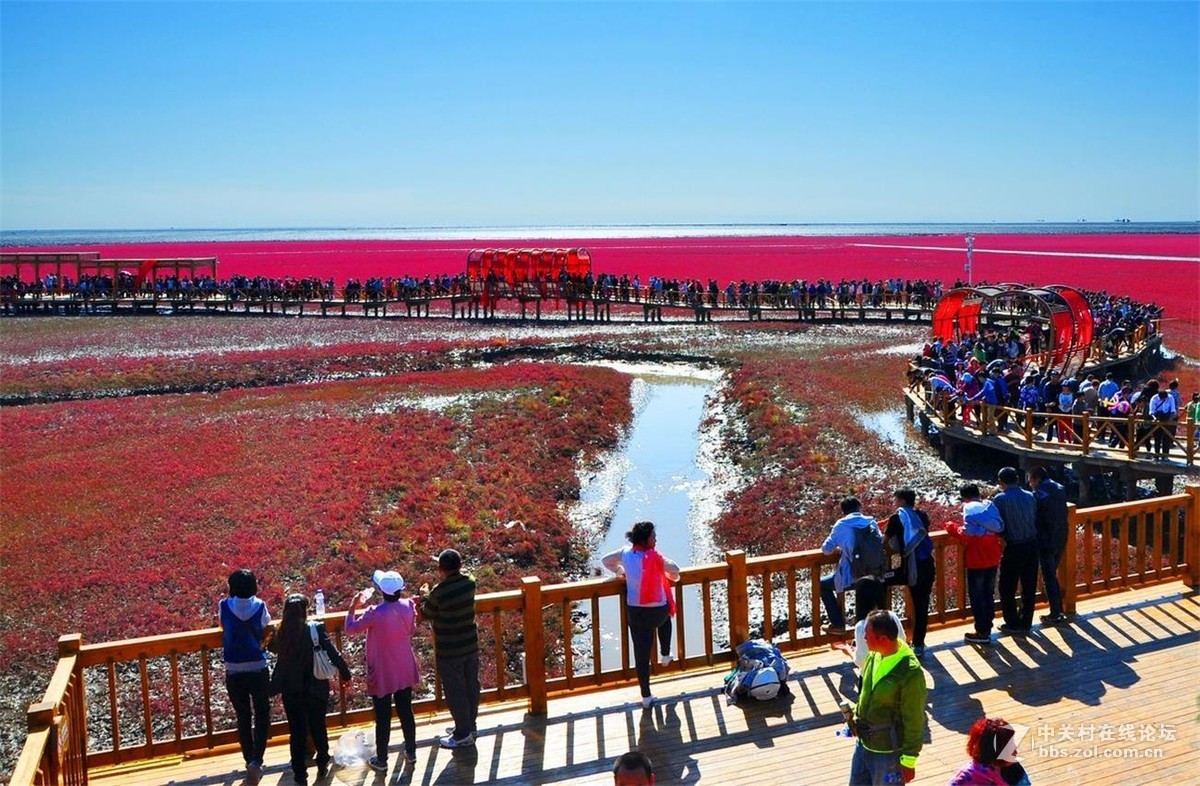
[2,1,1197,229]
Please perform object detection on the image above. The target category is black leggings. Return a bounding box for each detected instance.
[909,558,936,647]
[372,688,416,761]
[627,604,672,698]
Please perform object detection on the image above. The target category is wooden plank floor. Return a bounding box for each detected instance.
[90,583,1199,785]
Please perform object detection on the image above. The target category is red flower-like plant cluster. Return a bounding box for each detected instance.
[710,343,960,555]
[0,362,631,674]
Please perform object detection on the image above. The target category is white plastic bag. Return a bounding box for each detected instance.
[332,728,376,768]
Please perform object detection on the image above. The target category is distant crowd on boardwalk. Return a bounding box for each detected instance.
[0,266,1171,327]
[909,288,1197,459]
[3,268,946,309]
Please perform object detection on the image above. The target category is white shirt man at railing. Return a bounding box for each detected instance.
[1149,389,1179,460]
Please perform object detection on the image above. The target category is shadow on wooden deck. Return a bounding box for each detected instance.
[91,584,1199,786]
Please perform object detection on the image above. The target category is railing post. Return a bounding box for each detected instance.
[1186,485,1200,590]
[725,550,749,649]
[25,702,57,783]
[1025,408,1034,449]
[520,577,547,715]
[59,633,86,784]
[1064,503,1079,615]
[1187,417,1195,467]
[1080,411,1091,454]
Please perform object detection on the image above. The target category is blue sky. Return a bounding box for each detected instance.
[2,1,1197,229]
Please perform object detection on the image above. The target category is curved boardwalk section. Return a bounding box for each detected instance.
[905,322,1197,499]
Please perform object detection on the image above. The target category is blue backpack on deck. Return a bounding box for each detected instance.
[724,639,790,703]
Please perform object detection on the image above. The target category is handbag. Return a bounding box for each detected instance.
[309,622,339,681]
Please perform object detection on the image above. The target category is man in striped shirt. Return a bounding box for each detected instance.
[420,549,480,748]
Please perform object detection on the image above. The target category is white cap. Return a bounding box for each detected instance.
[372,569,405,595]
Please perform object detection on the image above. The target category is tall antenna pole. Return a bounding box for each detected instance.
[965,234,975,286]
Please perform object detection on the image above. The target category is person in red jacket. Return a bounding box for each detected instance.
[946,484,1004,646]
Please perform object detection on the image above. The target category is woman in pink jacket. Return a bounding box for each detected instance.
[345,569,421,773]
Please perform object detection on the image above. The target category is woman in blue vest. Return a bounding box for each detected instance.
[219,569,272,785]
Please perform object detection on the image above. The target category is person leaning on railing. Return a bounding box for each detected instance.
[419,549,480,749]
[1149,388,1179,460]
[883,489,935,657]
[1029,466,1070,627]
[946,485,1004,646]
[601,521,681,709]
[993,467,1039,636]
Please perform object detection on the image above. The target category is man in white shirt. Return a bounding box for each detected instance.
[1148,389,1178,459]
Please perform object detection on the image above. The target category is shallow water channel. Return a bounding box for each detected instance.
[573,362,723,673]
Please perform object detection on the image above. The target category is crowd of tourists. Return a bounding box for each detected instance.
[0,271,470,303]
[219,488,1070,785]
[911,288,1194,461]
[918,352,1195,460]
[219,549,479,784]
[812,474,1066,784]
[3,268,947,311]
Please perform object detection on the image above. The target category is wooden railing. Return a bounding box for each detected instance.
[917,390,1198,467]
[13,486,1199,786]
[10,636,87,786]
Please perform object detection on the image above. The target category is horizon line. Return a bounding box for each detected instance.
[4,219,1199,234]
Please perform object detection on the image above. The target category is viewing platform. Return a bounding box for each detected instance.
[83,582,1198,786]
[13,489,1200,786]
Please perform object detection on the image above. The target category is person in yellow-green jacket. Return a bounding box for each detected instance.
[847,610,927,785]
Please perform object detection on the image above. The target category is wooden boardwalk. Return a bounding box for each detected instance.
[1,291,935,325]
[88,583,1199,786]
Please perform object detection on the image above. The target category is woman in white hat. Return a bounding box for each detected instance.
[345,569,421,773]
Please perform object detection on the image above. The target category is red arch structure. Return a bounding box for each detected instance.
[466,248,591,285]
[931,284,1095,373]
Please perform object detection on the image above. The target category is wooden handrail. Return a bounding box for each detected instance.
[913,388,1197,466]
[12,487,1199,786]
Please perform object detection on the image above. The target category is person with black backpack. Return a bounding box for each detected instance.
[820,497,887,635]
[884,489,935,658]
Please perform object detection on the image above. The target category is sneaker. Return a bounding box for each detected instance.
[315,755,331,779]
[659,652,673,667]
[641,695,655,709]
[247,760,263,785]
[912,645,926,658]
[367,756,388,773]
[821,623,848,635]
[439,733,474,749]
[1040,613,1069,626]
[964,632,991,645]
[402,749,417,766]
[999,624,1029,636]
